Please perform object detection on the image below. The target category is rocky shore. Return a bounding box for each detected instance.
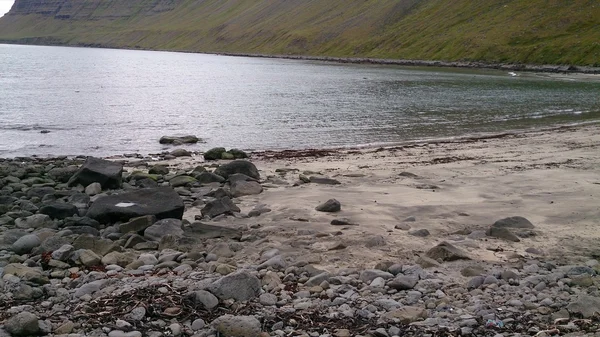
[1,124,600,336]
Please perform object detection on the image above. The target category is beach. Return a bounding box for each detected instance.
[1,123,599,336]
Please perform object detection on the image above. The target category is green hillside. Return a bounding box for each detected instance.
[0,0,599,66]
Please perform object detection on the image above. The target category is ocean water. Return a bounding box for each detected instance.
[1,44,599,157]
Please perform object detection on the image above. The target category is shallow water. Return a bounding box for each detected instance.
[0,44,599,157]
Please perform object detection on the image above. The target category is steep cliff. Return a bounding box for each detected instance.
[0,0,599,66]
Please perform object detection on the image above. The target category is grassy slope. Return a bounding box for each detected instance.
[0,0,598,65]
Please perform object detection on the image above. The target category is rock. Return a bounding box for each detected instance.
[259,293,277,306]
[492,216,534,229]
[149,165,169,175]
[187,290,219,309]
[304,272,330,286]
[87,187,184,223]
[4,311,40,336]
[47,165,79,183]
[11,234,41,254]
[187,222,242,240]
[257,255,287,270]
[79,249,102,266]
[425,241,470,262]
[85,182,102,196]
[461,266,485,277]
[416,256,440,268]
[119,215,157,234]
[3,264,49,284]
[382,306,427,324]
[330,218,359,226]
[26,186,55,199]
[467,276,485,289]
[395,223,411,230]
[221,152,234,160]
[54,320,75,334]
[170,149,192,157]
[14,214,54,230]
[51,244,75,261]
[212,315,262,337]
[364,235,386,247]
[204,147,227,161]
[409,229,430,237]
[483,275,499,285]
[37,236,69,253]
[207,271,261,301]
[195,171,226,184]
[68,157,123,189]
[169,175,197,187]
[159,135,199,144]
[315,199,341,212]
[230,180,263,197]
[389,275,419,290]
[191,318,206,330]
[309,176,341,185]
[360,269,394,283]
[201,197,240,218]
[73,235,122,256]
[213,160,260,180]
[101,251,138,267]
[227,149,249,159]
[248,204,271,217]
[486,227,520,242]
[144,218,184,241]
[108,331,142,337]
[39,202,79,219]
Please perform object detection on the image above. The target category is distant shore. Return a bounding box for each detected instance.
[2,40,600,74]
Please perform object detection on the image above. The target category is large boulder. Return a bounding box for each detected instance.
[425,241,471,262]
[144,219,184,242]
[213,160,260,180]
[201,197,240,218]
[39,202,79,219]
[4,311,40,336]
[159,135,199,145]
[230,180,263,197]
[86,187,184,223]
[68,157,123,189]
[492,216,534,229]
[204,147,227,161]
[206,271,261,301]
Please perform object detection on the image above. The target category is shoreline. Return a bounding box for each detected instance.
[2,40,600,74]
[2,120,599,161]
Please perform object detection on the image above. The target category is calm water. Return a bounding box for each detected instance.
[1,44,599,157]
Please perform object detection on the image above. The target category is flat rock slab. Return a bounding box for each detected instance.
[87,187,184,223]
[187,222,242,240]
[68,157,123,189]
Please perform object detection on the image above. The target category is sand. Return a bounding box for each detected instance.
[144,123,600,280]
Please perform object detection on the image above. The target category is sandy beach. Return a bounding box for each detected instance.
[151,123,600,273]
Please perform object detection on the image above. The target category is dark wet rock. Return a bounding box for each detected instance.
[425,241,470,262]
[205,187,232,199]
[170,148,192,157]
[119,215,156,234]
[309,176,341,185]
[409,229,430,237]
[330,218,359,226]
[144,218,184,241]
[399,172,420,178]
[204,147,227,161]
[492,216,534,229]
[201,197,240,218]
[486,226,520,242]
[68,157,123,189]
[36,236,70,253]
[315,199,341,212]
[87,187,184,223]
[149,165,169,175]
[248,204,271,217]
[159,135,199,145]
[195,172,226,184]
[26,186,55,199]
[64,225,100,236]
[136,178,159,188]
[213,160,260,180]
[0,195,18,205]
[230,180,263,197]
[64,216,101,229]
[227,149,249,159]
[39,202,79,219]
[206,271,261,301]
[169,175,197,187]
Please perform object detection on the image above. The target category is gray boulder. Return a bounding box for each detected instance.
[119,215,156,234]
[230,180,263,197]
[425,241,470,262]
[87,187,184,223]
[187,290,219,309]
[206,271,261,301]
[486,226,520,242]
[12,234,41,254]
[144,219,184,241]
[68,157,123,189]
[493,216,534,229]
[15,214,55,229]
[212,315,261,337]
[204,147,227,161]
[567,294,600,318]
[201,197,240,218]
[159,135,199,145]
[195,172,226,184]
[4,311,40,336]
[213,160,260,180]
[316,199,341,212]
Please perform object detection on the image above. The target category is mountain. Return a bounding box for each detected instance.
[0,0,599,66]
